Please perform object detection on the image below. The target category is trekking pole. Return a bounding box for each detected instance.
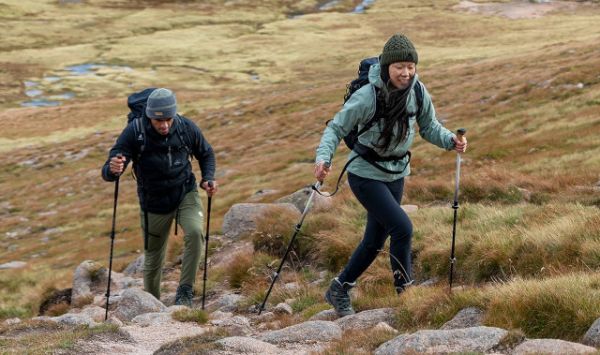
[105,154,123,321]
[258,167,329,315]
[449,129,466,293]
[201,181,213,310]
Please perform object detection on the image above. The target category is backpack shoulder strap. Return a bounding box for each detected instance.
[133,116,146,160]
[414,80,424,118]
[355,86,383,139]
[174,116,194,159]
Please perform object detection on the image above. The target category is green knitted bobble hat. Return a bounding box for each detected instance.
[380,33,418,66]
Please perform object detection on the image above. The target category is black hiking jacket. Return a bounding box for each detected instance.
[101,115,216,214]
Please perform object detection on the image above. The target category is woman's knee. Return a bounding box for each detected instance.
[388,218,413,240]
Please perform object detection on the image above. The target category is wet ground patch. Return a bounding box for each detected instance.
[20,63,133,107]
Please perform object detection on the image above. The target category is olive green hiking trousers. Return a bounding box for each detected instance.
[140,190,204,299]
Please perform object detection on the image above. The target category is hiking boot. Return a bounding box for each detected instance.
[175,284,194,307]
[325,277,356,317]
[395,280,415,295]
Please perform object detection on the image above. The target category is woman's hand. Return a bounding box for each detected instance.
[314,161,331,182]
[452,135,468,153]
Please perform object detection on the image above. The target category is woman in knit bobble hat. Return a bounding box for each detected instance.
[314,33,467,317]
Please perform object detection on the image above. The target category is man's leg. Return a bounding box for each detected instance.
[177,190,204,290]
[140,210,174,299]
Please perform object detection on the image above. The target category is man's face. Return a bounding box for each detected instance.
[150,117,173,135]
[388,62,416,89]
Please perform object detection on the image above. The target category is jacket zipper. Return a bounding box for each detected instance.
[167,138,172,168]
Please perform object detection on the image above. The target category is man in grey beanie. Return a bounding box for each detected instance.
[102,88,217,307]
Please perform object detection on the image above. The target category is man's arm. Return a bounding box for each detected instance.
[101,124,137,181]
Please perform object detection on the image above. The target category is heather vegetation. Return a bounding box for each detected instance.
[1,0,599,351]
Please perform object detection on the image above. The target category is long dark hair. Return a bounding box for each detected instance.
[375,64,412,152]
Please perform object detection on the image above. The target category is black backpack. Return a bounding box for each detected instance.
[341,56,424,150]
[125,88,192,160]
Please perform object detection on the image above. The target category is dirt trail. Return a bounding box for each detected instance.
[82,322,208,355]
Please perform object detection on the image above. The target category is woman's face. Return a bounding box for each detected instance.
[388,62,416,89]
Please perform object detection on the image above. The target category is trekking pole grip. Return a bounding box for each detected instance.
[456,128,467,143]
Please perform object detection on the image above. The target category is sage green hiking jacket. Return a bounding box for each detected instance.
[315,63,455,182]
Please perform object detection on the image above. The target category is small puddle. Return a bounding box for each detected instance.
[20,63,132,108]
[64,63,132,75]
[21,99,61,108]
[353,0,376,13]
[25,89,43,97]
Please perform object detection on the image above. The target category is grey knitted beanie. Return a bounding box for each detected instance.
[146,88,177,119]
[380,33,418,66]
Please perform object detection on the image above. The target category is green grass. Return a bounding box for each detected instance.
[171,309,209,325]
[0,321,124,354]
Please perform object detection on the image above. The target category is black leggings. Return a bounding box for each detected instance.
[338,172,413,288]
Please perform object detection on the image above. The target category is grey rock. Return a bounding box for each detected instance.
[93,293,121,307]
[131,312,172,326]
[284,282,300,292]
[374,322,398,333]
[3,318,21,326]
[106,316,123,327]
[276,186,332,212]
[81,305,107,323]
[440,307,484,330]
[513,339,597,354]
[123,254,144,276]
[274,302,293,315]
[210,315,251,327]
[210,310,234,320]
[216,336,279,354]
[53,313,97,327]
[0,261,27,269]
[113,288,167,321]
[32,316,53,322]
[222,203,300,240]
[583,317,600,347]
[72,260,106,307]
[335,308,396,331]
[167,305,188,313]
[210,315,253,336]
[309,309,338,321]
[400,205,419,214]
[255,311,276,323]
[374,326,508,355]
[259,320,342,344]
[215,293,246,312]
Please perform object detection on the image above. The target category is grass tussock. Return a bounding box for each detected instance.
[412,203,600,283]
[485,273,600,341]
[252,207,317,262]
[0,321,124,354]
[317,328,398,355]
[153,328,230,355]
[379,273,600,341]
[171,308,208,324]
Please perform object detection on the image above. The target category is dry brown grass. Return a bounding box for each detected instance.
[1,1,599,340]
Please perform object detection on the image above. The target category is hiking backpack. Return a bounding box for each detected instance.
[125,88,193,160]
[341,56,424,150]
